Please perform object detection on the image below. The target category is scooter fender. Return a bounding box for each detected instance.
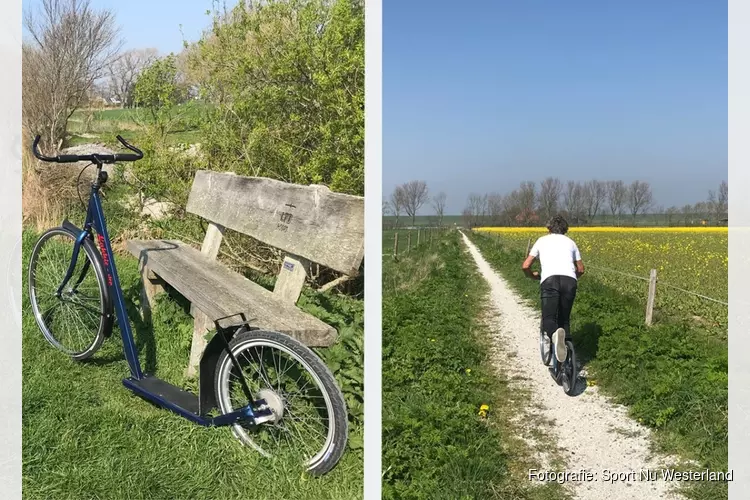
[198,324,259,416]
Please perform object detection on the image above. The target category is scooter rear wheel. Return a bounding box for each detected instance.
[214,329,348,475]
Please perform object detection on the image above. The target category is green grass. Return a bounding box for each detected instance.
[67,101,208,148]
[22,223,363,499]
[468,230,728,500]
[89,108,137,121]
[382,230,567,500]
[382,228,447,257]
[383,215,463,228]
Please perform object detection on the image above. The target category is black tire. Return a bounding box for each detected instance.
[539,328,552,366]
[214,329,348,475]
[561,341,578,396]
[28,227,112,360]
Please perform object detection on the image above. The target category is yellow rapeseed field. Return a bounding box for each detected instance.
[475,227,727,330]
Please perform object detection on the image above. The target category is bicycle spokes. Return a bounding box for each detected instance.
[225,344,331,461]
[30,230,107,358]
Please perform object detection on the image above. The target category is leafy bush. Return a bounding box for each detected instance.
[187,0,364,195]
[127,137,206,209]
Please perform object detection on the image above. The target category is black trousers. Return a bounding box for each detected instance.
[540,275,577,340]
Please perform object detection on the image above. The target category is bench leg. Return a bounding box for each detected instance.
[186,309,211,379]
[139,262,164,324]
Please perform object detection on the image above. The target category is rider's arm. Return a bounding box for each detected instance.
[573,242,584,277]
[522,255,539,279]
[522,241,541,280]
[575,259,585,278]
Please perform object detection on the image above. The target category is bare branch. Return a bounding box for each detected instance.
[627,180,653,218]
[401,180,429,226]
[108,48,159,107]
[431,192,447,226]
[23,0,123,150]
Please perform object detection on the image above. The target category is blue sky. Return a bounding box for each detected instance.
[22,0,216,54]
[384,1,728,214]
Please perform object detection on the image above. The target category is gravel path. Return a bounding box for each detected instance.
[461,232,685,500]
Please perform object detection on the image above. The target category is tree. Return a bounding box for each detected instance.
[389,186,406,228]
[666,206,679,226]
[431,192,447,227]
[709,180,728,222]
[461,207,473,228]
[681,204,694,225]
[583,180,606,223]
[719,180,728,211]
[627,180,653,219]
[563,181,585,223]
[401,180,429,225]
[108,48,158,108]
[487,192,503,226]
[538,177,561,220]
[694,201,710,222]
[22,0,121,150]
[465,193,488,228]
[654,205,665,225]
[133,54,187,138]
[501,189,523,226]
[519,182,536,213]
[607,180,627,224]
[382,199,392,216]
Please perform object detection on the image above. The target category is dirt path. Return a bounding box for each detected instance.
[461,232,684,500]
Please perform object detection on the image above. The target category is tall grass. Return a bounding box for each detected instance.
[20,137,78,232]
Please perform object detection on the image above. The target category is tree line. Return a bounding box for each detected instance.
[385,178,728,228]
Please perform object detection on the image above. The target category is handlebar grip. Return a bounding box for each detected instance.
[113,154,142,161]
[57,155,81,163]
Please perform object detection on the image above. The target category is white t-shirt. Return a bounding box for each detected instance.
[528,234,582,283]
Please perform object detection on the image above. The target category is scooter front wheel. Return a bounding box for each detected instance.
[28,227,112,360]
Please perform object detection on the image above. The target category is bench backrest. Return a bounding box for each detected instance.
[185,171,364,302]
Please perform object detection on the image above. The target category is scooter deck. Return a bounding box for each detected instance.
[123,375,205,424]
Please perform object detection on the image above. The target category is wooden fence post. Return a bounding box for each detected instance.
[393,232,399,257]
[417,229,421,247]
[407,232,412,253]
[645,269,657,326]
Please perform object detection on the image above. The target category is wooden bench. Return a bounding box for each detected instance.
[127,170,364,377]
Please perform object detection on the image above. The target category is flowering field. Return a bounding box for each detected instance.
[475,227,728,334]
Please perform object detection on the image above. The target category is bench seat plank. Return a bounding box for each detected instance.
[126,239,336,346]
